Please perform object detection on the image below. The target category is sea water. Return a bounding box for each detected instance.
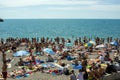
[0,19,120,39]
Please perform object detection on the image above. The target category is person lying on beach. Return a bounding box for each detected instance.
[8,68,29,79]
[23,56,31,61]
[60,51,69,59]
[23,55,37,63]
[27,61,34,70]
[57,59,66,67]
[72,59,79,66]
[34,64,44,72]
[9,70,16,78]
[6,58,14,63]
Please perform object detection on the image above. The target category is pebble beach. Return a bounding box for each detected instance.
[0,37,120,80]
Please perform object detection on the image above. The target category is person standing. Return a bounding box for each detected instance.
[83,69,88,80]
[77,69,84,80]
[99,55,104,63]
[69,70,77,80]
[2,52,8,80]
[2,62,7,80]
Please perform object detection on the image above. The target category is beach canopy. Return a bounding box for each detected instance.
[13,50,29,57]
[110,41,119,46]
[95,44,106,48]
[43,48,55,55]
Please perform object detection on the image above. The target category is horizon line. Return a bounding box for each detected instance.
[2,18,120,20]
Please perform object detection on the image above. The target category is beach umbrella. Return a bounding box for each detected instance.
[43,48,55,55]
[13,50,29,57]
[110,41,119,46]
[72,64,82,69]
[89,41,96,45]
[84,43,92,47]
[65,43,73,47]
[84,41,95,47]
[95,44,106,48]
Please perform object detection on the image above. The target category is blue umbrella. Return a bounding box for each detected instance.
[110,41,119,46]
[72,64,82,69]
[13,50,29,57]
[43,48,55,55]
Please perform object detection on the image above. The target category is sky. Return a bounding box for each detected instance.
[0,0,120,19]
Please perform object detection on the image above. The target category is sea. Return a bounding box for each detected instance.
[0,19,120,40]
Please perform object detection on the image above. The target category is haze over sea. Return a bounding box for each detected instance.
[0,19,120,40]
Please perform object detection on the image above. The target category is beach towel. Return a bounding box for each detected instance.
[7,63,11,68]
[36,60,44,64]
[41,64,48,68]
[24,73,30,77]
[16,75,23,79]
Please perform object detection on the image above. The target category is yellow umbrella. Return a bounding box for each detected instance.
[84,41,95,47]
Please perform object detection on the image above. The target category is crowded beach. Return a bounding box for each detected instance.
[0,36,120,80]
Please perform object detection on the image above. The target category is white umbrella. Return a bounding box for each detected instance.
[13,50,29,57]
[95,44,106,48]
[43,48,55,55]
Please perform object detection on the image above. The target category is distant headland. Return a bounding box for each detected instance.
[0,18,4,22]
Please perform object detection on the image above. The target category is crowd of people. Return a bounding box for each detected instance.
[0,36,120,80]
